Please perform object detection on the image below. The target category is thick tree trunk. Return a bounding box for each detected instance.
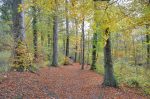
[12,0,32,72]
[91,33,97,70]
[12,0,25,44]
[32,6,38,61]
[103,28,117,87]
[52,14,58,66]
[65,0,69,57]
[81,19,85,70]
[12,0,26,58]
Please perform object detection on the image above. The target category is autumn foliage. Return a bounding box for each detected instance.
[11,41,33,72]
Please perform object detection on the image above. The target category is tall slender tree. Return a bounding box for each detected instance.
[81,19,85,70]
[91,1,98,70]
[32,5,38,62]
[146,25,150,68]
[74,19,78,62]
[65,0,70,57]
[47,17,51,61]
[52,0,59,66]
[91,33,98,70]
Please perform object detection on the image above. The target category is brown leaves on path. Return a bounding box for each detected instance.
[0,63,149,99]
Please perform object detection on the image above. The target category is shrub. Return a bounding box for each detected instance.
[126,78,140,87]
[11,41,34,72]
[142,81,150,95]
[63,56,73,65]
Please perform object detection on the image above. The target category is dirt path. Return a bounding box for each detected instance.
[0,63,149,99]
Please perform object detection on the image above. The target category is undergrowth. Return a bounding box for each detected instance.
[96,61,150,95]
[0,51,11,72]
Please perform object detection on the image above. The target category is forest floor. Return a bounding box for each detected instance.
[0,63,149,99]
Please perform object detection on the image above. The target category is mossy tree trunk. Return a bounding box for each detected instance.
[12,0,32,72]
[32,6,38,62]
[12,0,25,43]
[91,33,97,70]
[12,0,25,59]
[103,28,117,87]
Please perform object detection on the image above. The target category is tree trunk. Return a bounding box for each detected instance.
[75,19,78,62]
[12,0,25,43]
[91,33,97,70]
[48,34,51,49]
[81,19,85,70]
[12,0,26,56]
[12,0,31,72]
[51,11,58,66]
[32,6,38,61]
[47,33,51,60]
[146,25,150,68]
[103,28,117,87]
[65,0,69,57]
[87,31,90,65]
[91,1,98,70]
[63,37,66,55]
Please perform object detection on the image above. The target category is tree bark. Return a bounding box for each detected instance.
[12,0,31,72]
[47,33,51,60]
[81,19,85,70]
[91,0,98,70]
[51,5,58,66]
[65,0,69,57]
[12,0,25,44]
[75,19,78,62]
[146,25,150,68]
[103,28,117,87]
[87,31,90,65]
[12,0,26,59]
[91,33,97,70]
[32,6,38,61]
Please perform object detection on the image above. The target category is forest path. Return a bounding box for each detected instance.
[0,63,149,99]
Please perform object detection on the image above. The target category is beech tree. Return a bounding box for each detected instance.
[12,0,25,43]
[91,0,98,70]
[52,0,59,66]
[103,28,117,87]
[11,0,32,71]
